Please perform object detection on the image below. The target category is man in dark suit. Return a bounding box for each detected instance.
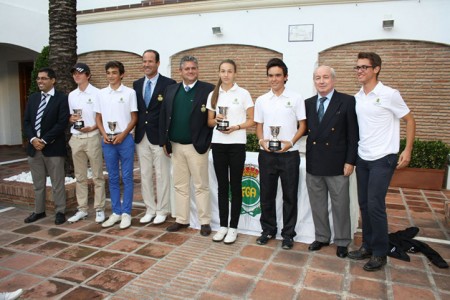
[134,49,176,225]
[23,67,70,225]
[159,55,214,236]
[304,65,359,258]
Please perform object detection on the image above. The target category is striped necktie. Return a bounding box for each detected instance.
[35,93,48,137]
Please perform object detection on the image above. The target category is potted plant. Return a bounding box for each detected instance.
[390,139,450,190]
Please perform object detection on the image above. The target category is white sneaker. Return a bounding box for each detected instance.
[67,210,88,223]
[153,214,167,225]
[212,227,228,242]
[120,213,131,229]
[0,288,23,300]
[101,213,121,228]
[224,228,238,244]
[140,213,155,224]
[95,209,105,223]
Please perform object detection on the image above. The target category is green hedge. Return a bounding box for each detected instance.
[399,139,450,169]
[29,46,50,96]
[246,133,260,152]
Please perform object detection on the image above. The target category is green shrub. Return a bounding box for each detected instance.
[246,133,260,152]
[29,46,50,96]
[399,139,450,169]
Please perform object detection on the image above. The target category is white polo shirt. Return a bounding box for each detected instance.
[207,83,254,144]
[94,84,138,135]
[355,81,410,161]
[254,88,306,152]
[68,83,100,135]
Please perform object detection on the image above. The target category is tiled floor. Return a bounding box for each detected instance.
[0,145,449,299]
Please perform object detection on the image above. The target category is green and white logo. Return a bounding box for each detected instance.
[240,164,261,217]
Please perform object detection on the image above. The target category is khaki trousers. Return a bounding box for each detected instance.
[69,134,105,212]
[171,142,211,225]
[136,134,171,216]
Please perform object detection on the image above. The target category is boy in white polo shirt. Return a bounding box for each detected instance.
[67,63,106,224]
[94,60,138,230]
[254,58,307,250]
[348,52,415,272]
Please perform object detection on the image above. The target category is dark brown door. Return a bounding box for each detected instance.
[18,61,34,141]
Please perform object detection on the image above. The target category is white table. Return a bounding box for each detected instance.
[187,151,359,243]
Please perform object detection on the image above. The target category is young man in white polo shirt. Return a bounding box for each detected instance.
[67,63,106,224]
[348,52,415,271]
[254,58,307,249]
[94,61,138,230]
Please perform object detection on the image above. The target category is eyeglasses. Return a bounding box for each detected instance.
[36,77,51,81]
[353,65,374,71]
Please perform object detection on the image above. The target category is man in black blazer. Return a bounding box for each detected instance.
[159,55,214,236]
[23,67,70,225]
[304,65,359,258]
[134,50,176,225]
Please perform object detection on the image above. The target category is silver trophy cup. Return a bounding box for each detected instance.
[73,109,84,129]
[107,121,117,141]
[216,106,229,131]
[268,126,281,151]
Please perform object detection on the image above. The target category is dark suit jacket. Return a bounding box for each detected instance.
[133,74,176,145]
[159,81,215,154]
[23,90,70,157]
[305,90,359,176]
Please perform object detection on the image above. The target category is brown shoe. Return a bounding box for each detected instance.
[166,222,189,232]
[200,224,211,236]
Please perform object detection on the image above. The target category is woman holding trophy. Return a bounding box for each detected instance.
[206,59,255,244]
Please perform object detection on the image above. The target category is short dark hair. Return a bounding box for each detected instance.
[142,49,160,63]
[357,52,382,78]
[266,58,288,77]
[38,67,56,79]
[179,55,198,69]
[105,61,125,75]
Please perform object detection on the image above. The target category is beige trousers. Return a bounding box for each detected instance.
[136,134,171,216]
[69,134,105,212]
[171,142,211,225]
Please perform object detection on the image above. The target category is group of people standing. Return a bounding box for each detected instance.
[22,50,415,272]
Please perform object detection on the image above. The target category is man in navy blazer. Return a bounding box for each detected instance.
[304,65,359,258]
[159,55,214,236]
[23,67,70,225]
[134,49,176,225]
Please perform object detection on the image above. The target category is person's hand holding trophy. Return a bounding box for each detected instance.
[107,121,117,143]
[216,106,229,131]
[72,109,84,130]
[268,125,282,152]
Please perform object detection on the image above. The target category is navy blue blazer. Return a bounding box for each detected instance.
[23,90,70,157]
[133,74,176,145]
[159,81,215,154]
[305,90,359,176]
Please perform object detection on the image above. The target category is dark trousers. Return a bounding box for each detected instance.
[212,143,246,228]
[356,154,397,256]
[258,150,300,239]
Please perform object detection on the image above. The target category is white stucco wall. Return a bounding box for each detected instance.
[76,0,450,96]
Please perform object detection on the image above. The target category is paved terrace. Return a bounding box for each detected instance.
[0,146,449,299]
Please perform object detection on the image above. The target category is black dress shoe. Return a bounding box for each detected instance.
[336,246,348,258]
[348,246,372,260]
[200,224,212,236]
[282,237,294,250]
[166,222,189,232]
[55,212,66,225]
[256,234,275,245]
[24,212,46,223]
[308,240,330,251]
[363,255,387,271]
